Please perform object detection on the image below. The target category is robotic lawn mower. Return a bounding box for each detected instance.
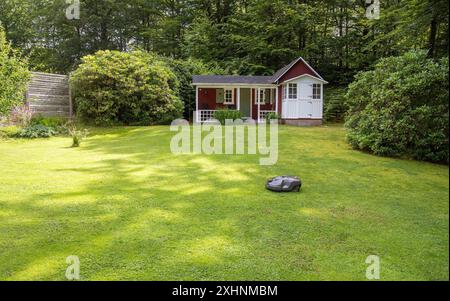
[266,176,301,192]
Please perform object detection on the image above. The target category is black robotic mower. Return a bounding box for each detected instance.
[266,176,301,192]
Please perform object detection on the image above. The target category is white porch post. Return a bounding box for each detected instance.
[257,87,261,123]
[275,87,278,114]
[237,87,240,111]
[320,83,324,119]
[195,86,199,123]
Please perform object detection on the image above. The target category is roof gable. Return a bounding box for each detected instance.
[273,57,323,83]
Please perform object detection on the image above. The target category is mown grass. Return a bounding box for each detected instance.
[0,124,448,280]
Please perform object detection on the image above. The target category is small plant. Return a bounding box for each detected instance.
[213,109,242,125]
[0,125,22,138]
[17,124,57,138]
[69,126,89,147]
[30,115,70,135]
[30,115,66,128]
[265,112,279,123]
[9,105,32,127]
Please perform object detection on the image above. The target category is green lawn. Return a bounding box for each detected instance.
[0,125,448,280]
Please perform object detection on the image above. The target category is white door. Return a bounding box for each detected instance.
[304,100,313,118]
[299,83,313,118]
[299,83,313,99]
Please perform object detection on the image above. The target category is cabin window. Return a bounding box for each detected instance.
[224,88,234,104]
[256,89,265,104]
[288,83,297,99]
[312,84,321,99]
[283,85,287,100]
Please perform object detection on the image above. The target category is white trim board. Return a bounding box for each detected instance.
[273,57,324,83]
[281,74,328,84]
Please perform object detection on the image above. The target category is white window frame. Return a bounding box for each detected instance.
[223,88,234,104]
[283,85,287,100]
[312,84,321,99]
[288,83,297,99]
[256,88,265,104]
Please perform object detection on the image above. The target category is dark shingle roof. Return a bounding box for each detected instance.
[192,75,274,85]
[192,57,325,85]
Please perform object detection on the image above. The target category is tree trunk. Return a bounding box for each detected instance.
[428,17,437,57]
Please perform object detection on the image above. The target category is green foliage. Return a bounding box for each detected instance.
[0,125,21,138]
[0,26,30,116]
[30,115,70,135]
[2,112,69,139]
[1,0,448,79]
[30,115,66,128]
[345,51,449,163]
[17,124,57,138]
[368,0,449,59]
[213,109,242,125]
[69,127,89,147]
[70,50,183,125]
[164,58,225,120]
[265,112,279,123]
[323,87,348,122]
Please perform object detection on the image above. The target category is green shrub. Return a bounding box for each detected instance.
[0,125,22,138]
[213,109,242,125]
[324,86,348,122]
[345,51,449,163]
[0,26,31,116]
[265,112,279,123]
[71,50,183,125]
[17,124,57,138]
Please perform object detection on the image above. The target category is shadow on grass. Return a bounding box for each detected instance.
[1,126,448,280]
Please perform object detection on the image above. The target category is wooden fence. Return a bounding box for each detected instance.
[26,72,72,118]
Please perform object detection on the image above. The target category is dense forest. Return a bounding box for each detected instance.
[1,0,449,162]
[0,0,448,84]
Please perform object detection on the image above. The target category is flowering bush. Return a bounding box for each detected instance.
[10,105,32,126]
